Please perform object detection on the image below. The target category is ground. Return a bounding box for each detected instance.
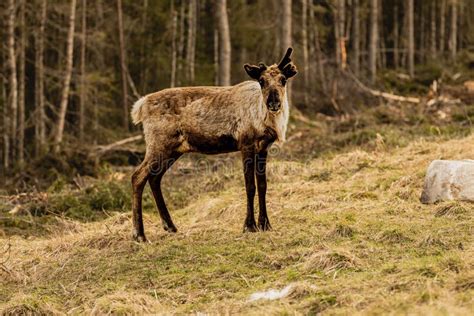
[1,105,474,314]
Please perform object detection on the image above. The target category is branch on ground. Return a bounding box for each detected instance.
[93,135,143,157]
[346,70,421,104]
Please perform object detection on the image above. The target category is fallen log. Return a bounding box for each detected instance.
[291,107,323,128]
[93,135,143,157]
[426,96,462,108]
[346,70,421,104]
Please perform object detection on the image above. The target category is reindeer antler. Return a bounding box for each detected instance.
[278,47,293,70]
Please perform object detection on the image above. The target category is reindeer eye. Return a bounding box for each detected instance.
[281,77,287,86]
[258,79,265,87]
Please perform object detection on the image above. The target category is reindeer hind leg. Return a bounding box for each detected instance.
[131,160,151,242]
[148,151,182,233]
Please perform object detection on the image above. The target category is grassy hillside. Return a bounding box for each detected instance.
[1,107,474,314]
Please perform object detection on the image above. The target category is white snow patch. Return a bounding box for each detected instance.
[248,285,293,302]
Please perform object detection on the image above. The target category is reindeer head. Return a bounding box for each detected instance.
[244,47,298,113]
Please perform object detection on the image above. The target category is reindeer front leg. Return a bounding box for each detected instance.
[255,127,276,231]
[242,149,258,232]
[256,150,271,231]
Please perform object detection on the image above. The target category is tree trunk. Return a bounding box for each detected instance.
[352,0,360,75]
[216,0,231,86]
[281,0,292,52]
[140,0,148,93]
[191,0,198,83]
[214,27,219,86]
[177,1,185,86]
[420,2,425,64]
[7,0,17,164]
[2,58,9,170]
[301,0,309,103]
[407,0,415,77]
[439,0,446,53]
[18,0,26,167]
[457,0,462,52]
[308,4,315,86]
[35,0,47,155]
[239,47,248,82]
[430,0,437,58]
[275,20,281,59]
[282,0,292,100]
[393,4,399,68]
[334,1,341,67]
[238,0,248,83]
[79,0,87,141]
[378,0,385,69]
[369,0,378,83]
[361,5,367,69]
[53,0,77,153]
[93,0,103,145]
[336,0,346,69]
[449,0,457,60]
[117,0,129,131]
[310,4,327,93]
[186,0,197,83]
[400,1,408,68]
[170,0,177,88]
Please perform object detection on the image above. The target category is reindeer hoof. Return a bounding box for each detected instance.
[163,223,178,233]
[258,220,272,231]
[133,232,147,242]
[243,223,258,233]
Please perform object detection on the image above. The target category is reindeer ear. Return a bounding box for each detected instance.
[282,63,298,78]
[244,64,263,80]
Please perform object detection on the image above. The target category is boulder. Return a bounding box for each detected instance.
[421,160,474,204]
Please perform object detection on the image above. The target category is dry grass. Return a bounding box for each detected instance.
[435,201,469,218]
[1,127,474,314]
[303,249,359,274]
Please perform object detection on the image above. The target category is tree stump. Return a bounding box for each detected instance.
[420,160,474,204]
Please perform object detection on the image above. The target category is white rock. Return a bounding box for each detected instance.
[421,160,474,204]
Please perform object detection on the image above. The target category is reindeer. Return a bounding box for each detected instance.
[130,47,297,241]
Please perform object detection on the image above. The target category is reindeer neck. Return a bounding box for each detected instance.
[232,81,289,144]
[265,91,289,143]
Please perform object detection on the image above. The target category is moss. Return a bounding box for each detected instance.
[306,292,338,314]
[83,181,130,212]
[415,62,443,86]
[336,129,378,147]
[21,180,130,221]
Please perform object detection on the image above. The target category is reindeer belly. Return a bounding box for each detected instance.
[178,108,240,154]
[181,133,238,154]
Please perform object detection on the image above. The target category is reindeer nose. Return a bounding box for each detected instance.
[267,91,281,112]
[268,101,281,111]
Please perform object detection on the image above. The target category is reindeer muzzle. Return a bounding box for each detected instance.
[267,90,281,112]
[268,101,281,112]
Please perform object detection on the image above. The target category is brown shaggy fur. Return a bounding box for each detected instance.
[130,48,297,241]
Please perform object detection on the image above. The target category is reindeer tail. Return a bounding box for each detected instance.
[131,96,147,125]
